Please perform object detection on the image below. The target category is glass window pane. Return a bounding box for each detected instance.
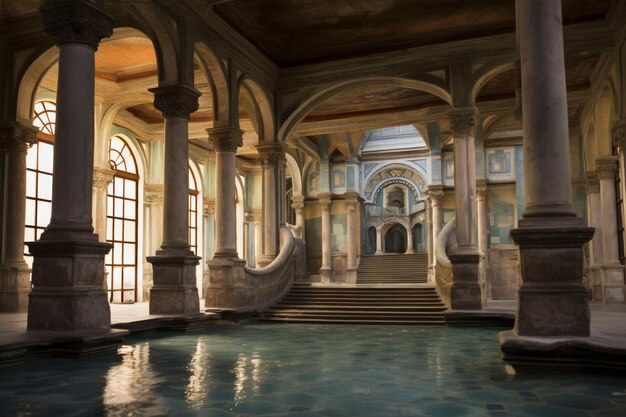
[123,245,135,265]
[123,267,136,287]
[125,180,136,199]
[106,219,113,240]
[123,220,135,241]
[25,198,36,227]
[39,143,54,173]
[36,229,44,240]
[124,200,136,220]
[38,173,53,201]
[114,198,123,218]
[37,201,51,228]
[24,227,35,243]
[114,177,124,196]
[114,219,123,241]
[26,147,38,169]
[106,195,113,217]
[113,267,122,289]
[26,171,37,198]
[113,243,123,264]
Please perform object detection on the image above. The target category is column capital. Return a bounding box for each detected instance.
[318,192,333,208]
[611,119,626,149]
[449,107,479,136]
[427,185,445,205]
[144,183,164,204]
[207,126,244,152]
[149,85,200,119]
[584,171,600,194]
[0,122,38,153]
[476,180,489,200]
[92,167,114,190]
[40,0,114,49]
[257,143,285,165]
[596,155,619,180]
[291,195,305,210]
[203,197,215,216]
[345,192,360,210]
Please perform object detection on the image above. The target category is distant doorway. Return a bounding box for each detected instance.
[384,224,406,253]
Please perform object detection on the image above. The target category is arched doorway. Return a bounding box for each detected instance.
[412,223,422,253]
[366,226,377,254]
[385,224,407,253]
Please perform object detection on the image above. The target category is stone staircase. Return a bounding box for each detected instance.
[261,284,446,324]
[357,253,428,284]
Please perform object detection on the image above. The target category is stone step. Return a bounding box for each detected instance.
[261,317,446,325]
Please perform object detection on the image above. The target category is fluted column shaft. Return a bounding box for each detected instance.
[257,144,284,263]
[319,193,333,283]
[209,127,243,259]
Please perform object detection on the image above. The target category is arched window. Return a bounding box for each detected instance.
[189,167,199,255]
[24,101,56,258]
[106,136,139,303]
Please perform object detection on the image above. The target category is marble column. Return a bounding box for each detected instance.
[318,192,333,283]
[146,85,201,315]
[257,143,285,266]
[92,168,114,290]
[596,156,625,303]
[447,107,482,310]
[345,192,359,284]
[375,227,383,254]
[585,172,603,300]
[476,180,489,299]
[0,122,37,312]
[144,184,164,301]
[428,186,445,268]
[426,196,434,282]
[291,195,305,235]
[508,0,593,336]
[27,1,113,331]
[611,119,626,303]
[405,228,414,254]
[208,126,243,260]
[252,210,263,267]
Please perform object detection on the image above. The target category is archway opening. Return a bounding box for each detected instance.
[384,224,407,253]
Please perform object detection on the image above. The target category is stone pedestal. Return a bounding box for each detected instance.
[449,252,482,310]
[147,250,201,314]
[511,222,594,336]
[205,258,249,310]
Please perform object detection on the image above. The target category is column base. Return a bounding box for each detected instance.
[205,257,251,310]
[147,250,200,315]
[346,268,357,285]
[510,220,594,337]
[320,267,334,284]
[449,252,483,310]
[26,239,112,331]
[601,264,625,304]
[0,262,31,312]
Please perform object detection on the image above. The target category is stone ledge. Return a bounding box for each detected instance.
[444,310,515,327]
[499,329,626,374]
[112,312,220,333]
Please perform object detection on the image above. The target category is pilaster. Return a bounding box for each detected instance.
[318,192,333,283]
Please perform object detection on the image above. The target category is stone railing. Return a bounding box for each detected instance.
[205,224,306,312]
[434,218,457,309]
[242,224,306,310]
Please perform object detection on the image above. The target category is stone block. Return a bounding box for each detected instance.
[449,252,483,310]
[27,289,111,330]
[147,251,201,314]
[0,265,31,312]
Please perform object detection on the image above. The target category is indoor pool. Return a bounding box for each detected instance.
[0,324,624,417]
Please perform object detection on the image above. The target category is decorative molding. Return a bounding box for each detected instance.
[584,171,600,194]
[0,122,38,153]
[427,185,445,205]
[92,167,115,189]
[449,107,478,136]
[203,197,216,216]
[207,126,244,153]
[318,192,332,208]
[476,179,489,200]
[291,195,305,211]
[40,0,114,49]
[150,85,201,119]
[596,156,619,180]
[144,184,164,204]
[257,143,286,166]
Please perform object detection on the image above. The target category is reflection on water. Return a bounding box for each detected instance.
[1,324,625,417]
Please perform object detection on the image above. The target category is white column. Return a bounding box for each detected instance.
[596,156,625,303]
[425,196,434,282]
[508,0,593,337]
[375,226,383,254]
[92,168,114,290]
[28,0,113,331]
[253,211,263,267]
[429,187,444,267]
[585,171,603,301]
[144,184,163,300]
[346,193,359,283]
[405,227,414,254]
[291,195,305,234]
[476,181,489,257]
[0,123,37,312]
[257,144,284,265]
[208,127,243,260]
[147,85,201,315]
[319,193,333,283]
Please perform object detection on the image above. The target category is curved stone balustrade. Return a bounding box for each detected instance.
[434,218,457,309]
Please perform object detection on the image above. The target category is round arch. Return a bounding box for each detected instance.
[285,152,303,196]
[363,163,428,204]
[239,77,276,142]
[596,85,617,157]
[278,77,452,142]
[194,42,229,125]
[585,123,598,171]
[470,61,516,104]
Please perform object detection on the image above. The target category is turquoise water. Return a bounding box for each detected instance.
[0,324,625,417]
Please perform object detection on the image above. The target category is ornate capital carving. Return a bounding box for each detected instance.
[291,195,305,211]
[149,85,200,119]
[207,126,244,153]
[318,192,332,209]
[144,184,164,204]
[0,122,38,153]
[427,186,445,205]
[345,192,360,211]
[257,143,285,166]
[584,171,600,194]
[203,197,215,216]
[93,167,114,189]
[449,107,478,136]
[596,156,619,180]
[40,0,113,49]
[476,179,488,200]
[612,119,626,149]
